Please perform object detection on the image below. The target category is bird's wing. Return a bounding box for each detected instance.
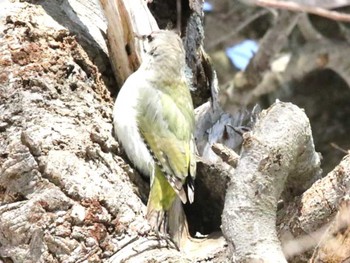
[137,82,196,204]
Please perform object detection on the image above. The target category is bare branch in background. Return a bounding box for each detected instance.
[256,0,350,22]
[206,9,269,51]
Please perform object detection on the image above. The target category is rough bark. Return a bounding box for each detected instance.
[0,1,150,262]
[221,101,321,262]
[0,0,226,262]
[1,0,350,262]
[279,153,350,260]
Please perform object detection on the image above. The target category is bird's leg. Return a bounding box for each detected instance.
[147,210,168,234]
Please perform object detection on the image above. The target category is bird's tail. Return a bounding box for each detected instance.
[146,166,191,249]
[146,196,190,249]
[168,196,191,249]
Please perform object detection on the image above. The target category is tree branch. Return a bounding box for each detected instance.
[279,154,350,258]
[256,0,350,22]
[222,101,321,262]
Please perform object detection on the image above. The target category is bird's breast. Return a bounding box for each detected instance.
[113,80,154,177]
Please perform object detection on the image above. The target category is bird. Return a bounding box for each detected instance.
[113,30,196,237]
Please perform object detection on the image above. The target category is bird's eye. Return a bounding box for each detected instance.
[147,34,154,42]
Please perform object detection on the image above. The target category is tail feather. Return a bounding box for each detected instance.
[146,166,192,248]
[168,196,190,249]
[146,198,190,249]
[186,175,195,204]
[146,166,176,232]
[178,187,188,204]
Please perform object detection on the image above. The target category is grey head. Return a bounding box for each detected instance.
[140,30,186,73]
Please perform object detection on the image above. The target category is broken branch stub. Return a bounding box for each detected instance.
[222,101,321,262]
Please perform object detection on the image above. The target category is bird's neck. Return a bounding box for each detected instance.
[142,54,186,80]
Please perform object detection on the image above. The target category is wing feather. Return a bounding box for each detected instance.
[137,82,196,203]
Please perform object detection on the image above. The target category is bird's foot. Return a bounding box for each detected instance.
[146,210,178,250]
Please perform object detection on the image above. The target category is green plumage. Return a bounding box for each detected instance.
[138,78,196,211]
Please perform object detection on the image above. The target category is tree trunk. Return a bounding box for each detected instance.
[1,0,350,262]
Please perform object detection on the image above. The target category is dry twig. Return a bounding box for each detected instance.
[256,0,350,22]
